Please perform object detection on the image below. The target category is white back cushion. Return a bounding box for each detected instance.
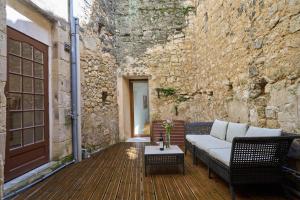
[210,119,228,140]
[246,126,282,137]
[226,122,248,142]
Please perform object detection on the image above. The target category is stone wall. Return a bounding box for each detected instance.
[138,0,300,132]
[0,0,6,197]
[81,0,300,150]
[80,0,119,151]
[51,21,73,160]
[115,0,195,69]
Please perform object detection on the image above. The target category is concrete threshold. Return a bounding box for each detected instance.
[126,137,151,143]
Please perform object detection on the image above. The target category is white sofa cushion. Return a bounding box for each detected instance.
[209,148,231,166]
[193,135,232,152]
[210,119,229,140]
[226,122,248,142]
[246,126,281,137]
[186,135,203,144]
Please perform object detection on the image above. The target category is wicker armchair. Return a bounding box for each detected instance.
[184,122,299,200]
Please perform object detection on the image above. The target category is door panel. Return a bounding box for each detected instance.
[5,27,49,182]
[132,81,150,136]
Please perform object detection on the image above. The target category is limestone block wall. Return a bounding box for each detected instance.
[115,0,195,68]
[51,22,73,160]
[141,0,300,133]
[0,0,6,197]
[80,0,119,151]
[81,0,300,151]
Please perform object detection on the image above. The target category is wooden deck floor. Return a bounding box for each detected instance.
[14,142,286,200]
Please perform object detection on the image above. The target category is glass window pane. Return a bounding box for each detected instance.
[35,111,44,125]
[22,42,33,60]
[8,94,22,110]
[8,55,21,74]
[10,112,22,129]
[23,111,34,127]
[35,79,44,94]
[34,63,44,78]
[9,74,22,92]
[35,127,44,142]
[8,39,21,55]
[23,128,34,146]
[23,60,33,76]
[35,95,44,109]
[23,94,34,110]
[9,130,22,149]
[34,49,43,64]
[23,77,33,93]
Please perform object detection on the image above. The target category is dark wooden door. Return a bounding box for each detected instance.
[5,27,49,181]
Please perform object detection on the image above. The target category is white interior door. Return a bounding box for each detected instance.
[133,82,149,136]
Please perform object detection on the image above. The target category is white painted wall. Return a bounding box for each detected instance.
[30,0,69,21]
[133,82,149,135]
[6,5,51,45]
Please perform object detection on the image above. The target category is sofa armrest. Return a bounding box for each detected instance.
[228,136,300,184]
[185,122,213,135]
[230,136,299,168]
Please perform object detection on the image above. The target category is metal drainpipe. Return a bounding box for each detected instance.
[70,0,81,162]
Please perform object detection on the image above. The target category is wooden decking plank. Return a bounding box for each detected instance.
[142,145,156,200]
[20,158,91,200]
[14,142,286,200]
[162,175,183,200]
[69,146,118,200]
[115,144,135,200]
[102,144,129,200]
[172,175,197,200]
[184,162,225,200]
[56,158,103,199]
[88,144,125,200]
[47,156,99,200]
[128,144,140,200]
[152,176,170,200]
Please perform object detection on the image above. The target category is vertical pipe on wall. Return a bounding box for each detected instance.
[69,0,82,162]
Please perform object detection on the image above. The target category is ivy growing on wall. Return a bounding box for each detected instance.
[155,87,190,116]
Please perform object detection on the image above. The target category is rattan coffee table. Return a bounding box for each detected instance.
[144,145,185,176]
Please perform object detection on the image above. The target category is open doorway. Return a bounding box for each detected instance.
[130,80,150,137]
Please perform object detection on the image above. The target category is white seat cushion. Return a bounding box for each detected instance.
[246,126,281,137]
[226,122,248,142]
[186,135,204,144]
[209,148,231,166]
[194,135,232,152]
[210,119,229,140]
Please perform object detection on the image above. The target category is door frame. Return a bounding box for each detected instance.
[5,27,49,181]
[129,79,149,138]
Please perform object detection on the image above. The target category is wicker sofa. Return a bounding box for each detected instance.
[184,120,299,200]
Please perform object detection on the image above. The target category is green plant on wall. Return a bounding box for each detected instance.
[155,87,190,116]
[156,87,176,97]
[181,6,195,16]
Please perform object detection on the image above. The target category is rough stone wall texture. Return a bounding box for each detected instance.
[80,0,300,152]
[114,0,300,134]
[80,0,119,151]
[51,21,73,160]
[115,0,194,69]
[0,0,6,197]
